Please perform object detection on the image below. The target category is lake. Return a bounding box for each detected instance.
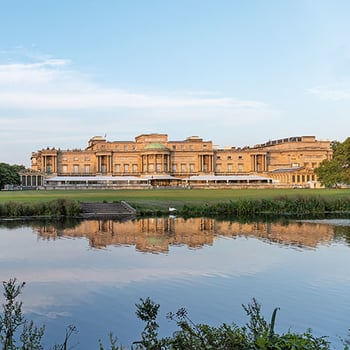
[1,216,350,349]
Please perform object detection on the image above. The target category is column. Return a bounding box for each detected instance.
[263,155,266,171]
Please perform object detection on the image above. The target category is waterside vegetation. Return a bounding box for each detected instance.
[1,278,348,350]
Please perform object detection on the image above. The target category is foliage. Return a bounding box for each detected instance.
[0,163,25,190]
[132,297,168,349]
[0,199,81,218]
[1,279,349,349]
[178,196,350,218]
[133,297,332,349]
[316,137,350,187]
[0,278,45,350]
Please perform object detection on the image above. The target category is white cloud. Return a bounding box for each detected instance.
[0,57,272,114]
[0,59,71,85]
[306,86,350,101]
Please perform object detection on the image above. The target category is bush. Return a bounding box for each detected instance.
[0,199,82,218]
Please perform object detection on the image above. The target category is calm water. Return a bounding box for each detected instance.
[1,217,350,349]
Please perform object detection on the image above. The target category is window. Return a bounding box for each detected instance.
[172,164,177,172]
[132,164,137,173]
[227,164,233,172]
[156,164,161,172]
[124,145,128,151]
[216,164,221,172]
[238,155,243,160]
[181,164,186,172]
[62,165,68,173]
[73,165,79,173]
[74,157,79,161]
[124,164,129,173]
[84,165,90,174]
[190,163,195,172]
[227,156,232,160]
[115,164,121,173]
[172,145,176,150]
[238,164,244,172]
[84,156,90,161]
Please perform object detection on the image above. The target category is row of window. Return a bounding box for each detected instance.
[108,144,210,151]
[63,153,240,163]
[58,163,240,174]
[292,174,316,183]
[58,161,321,175]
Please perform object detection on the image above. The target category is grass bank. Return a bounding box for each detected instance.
[0,188,350,218]
[1,188,350,209]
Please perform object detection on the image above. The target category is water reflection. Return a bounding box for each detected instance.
[1,217,350,349]
[30,217,349,252]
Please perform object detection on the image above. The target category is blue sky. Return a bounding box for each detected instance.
[1,0,349,166]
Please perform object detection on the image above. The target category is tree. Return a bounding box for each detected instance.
[0,163,25,190]
[316,137,350,187]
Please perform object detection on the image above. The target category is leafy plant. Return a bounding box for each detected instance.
[0,278,45,350]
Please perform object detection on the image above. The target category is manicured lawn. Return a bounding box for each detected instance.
[0,188,349,210]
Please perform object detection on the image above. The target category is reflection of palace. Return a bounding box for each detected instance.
[24,133,332,189]
[35,218,335,252]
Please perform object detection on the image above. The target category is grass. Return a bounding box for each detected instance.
[0,188,349,211]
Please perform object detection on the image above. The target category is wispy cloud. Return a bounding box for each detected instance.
[0,59,71,85]
[0,57,271,113]
[306,86,350,101]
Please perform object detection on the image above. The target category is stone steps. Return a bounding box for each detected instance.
[80,201,136,218]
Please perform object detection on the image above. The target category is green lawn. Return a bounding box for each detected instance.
[1,188,349,210]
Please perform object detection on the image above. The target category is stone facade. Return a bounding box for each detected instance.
[30,133,332,187]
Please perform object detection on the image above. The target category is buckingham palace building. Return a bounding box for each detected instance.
[26,133,332,189]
